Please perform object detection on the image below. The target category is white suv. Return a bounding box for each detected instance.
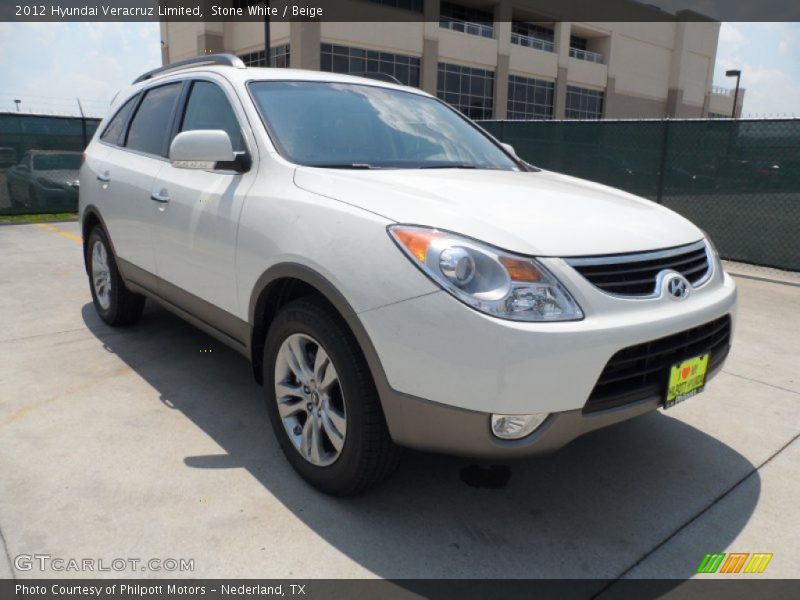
[80,55,737,495]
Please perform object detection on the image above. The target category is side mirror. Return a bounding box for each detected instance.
[169,130,235,170]
[501,142,519,159]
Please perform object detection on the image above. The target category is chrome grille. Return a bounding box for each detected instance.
[566,240,711,297]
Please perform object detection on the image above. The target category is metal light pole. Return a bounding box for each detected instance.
[263,1,271,66]
[76,98,88,147]
[14,99,21,112]
[725,69,742,118]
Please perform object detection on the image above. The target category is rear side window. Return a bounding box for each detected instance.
[126,83,182,156]
[180,81,244,152]
[100,95,139,146]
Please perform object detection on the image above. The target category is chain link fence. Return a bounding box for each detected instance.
[0,113,100,215]
[480,119,800,272]
[3,113,798,272]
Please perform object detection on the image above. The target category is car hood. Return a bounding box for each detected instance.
[294,167,703,256]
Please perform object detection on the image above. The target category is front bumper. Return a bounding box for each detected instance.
[379,360,725,458]
[358,267,737,455]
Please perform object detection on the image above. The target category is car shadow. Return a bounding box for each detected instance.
[81,301,760,586]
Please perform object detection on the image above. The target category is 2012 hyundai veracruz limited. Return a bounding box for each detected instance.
[80,55,736,495]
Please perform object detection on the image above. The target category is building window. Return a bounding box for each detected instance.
[439,2,494,39]
[569,35,603,63]
[239,44,290,68]
[511,22,555,53]
[365,0,423,11]
[271,44,290,68]
[437,62,494,120]
[507,75,554,120]
[569,35,587,51]
[320,43,421,87]
[566,85,604,120]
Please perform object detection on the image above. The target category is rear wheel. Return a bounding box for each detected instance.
[28,185,40,210]
[86,226,145,326]
[263,297,400,495]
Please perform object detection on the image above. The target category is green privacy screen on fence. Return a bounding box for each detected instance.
[480,119,800,272]
[2,113,798,271]
[0,113,100,216]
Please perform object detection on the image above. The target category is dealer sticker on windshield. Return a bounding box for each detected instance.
[664,354,710,408]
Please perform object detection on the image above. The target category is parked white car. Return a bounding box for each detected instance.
[80,55,737,495]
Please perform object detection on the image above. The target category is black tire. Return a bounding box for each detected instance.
[86,226,145,326]
[28,185,41,210]
[263,297,400,496]
[7,183,22,209]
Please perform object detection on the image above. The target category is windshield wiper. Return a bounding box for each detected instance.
[308,162,380,169]
[308,162,493,170]
[418,163,479,169]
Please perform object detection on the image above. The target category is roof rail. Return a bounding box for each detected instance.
[350,72,403,85]
[132,54,246,84]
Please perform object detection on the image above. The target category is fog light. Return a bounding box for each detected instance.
[491,413,548,440]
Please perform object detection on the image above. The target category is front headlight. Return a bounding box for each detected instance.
[388,225,583,322]
[701,231,723,273]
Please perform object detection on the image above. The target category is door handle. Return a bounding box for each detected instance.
[150,191,170,204]
[96,172,110,183]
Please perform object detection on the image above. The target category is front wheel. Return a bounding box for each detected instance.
[86,226,145,326]
[6,183,19,208]
[28,185,41,210]
[263,298,400,495]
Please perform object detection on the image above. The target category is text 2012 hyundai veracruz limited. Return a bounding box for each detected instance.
[80,55,737,495]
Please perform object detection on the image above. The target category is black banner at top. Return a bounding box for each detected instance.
[1,0,800,22]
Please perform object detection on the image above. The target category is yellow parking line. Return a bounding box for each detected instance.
[36,222,82,244]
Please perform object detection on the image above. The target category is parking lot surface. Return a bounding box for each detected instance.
[1,221,798,587]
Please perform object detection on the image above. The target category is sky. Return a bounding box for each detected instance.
[0,22,162,118]
[713,22,800,117]
[0,21,798,118]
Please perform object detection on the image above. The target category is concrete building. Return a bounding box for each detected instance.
[159,0,745,120]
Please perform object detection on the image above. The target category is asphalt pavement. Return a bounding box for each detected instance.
[1,221,798,588]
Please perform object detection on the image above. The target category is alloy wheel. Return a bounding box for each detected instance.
[91,240,112,310]
[274,333,347,467]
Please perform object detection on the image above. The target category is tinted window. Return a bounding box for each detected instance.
[100,95,139,146]
[33,154,81,170]
[126,83,182,156]
[180,81,244,152]
[249,81,517,170]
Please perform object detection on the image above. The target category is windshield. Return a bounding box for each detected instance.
[248,81,518,170]
[33,154,80,170]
